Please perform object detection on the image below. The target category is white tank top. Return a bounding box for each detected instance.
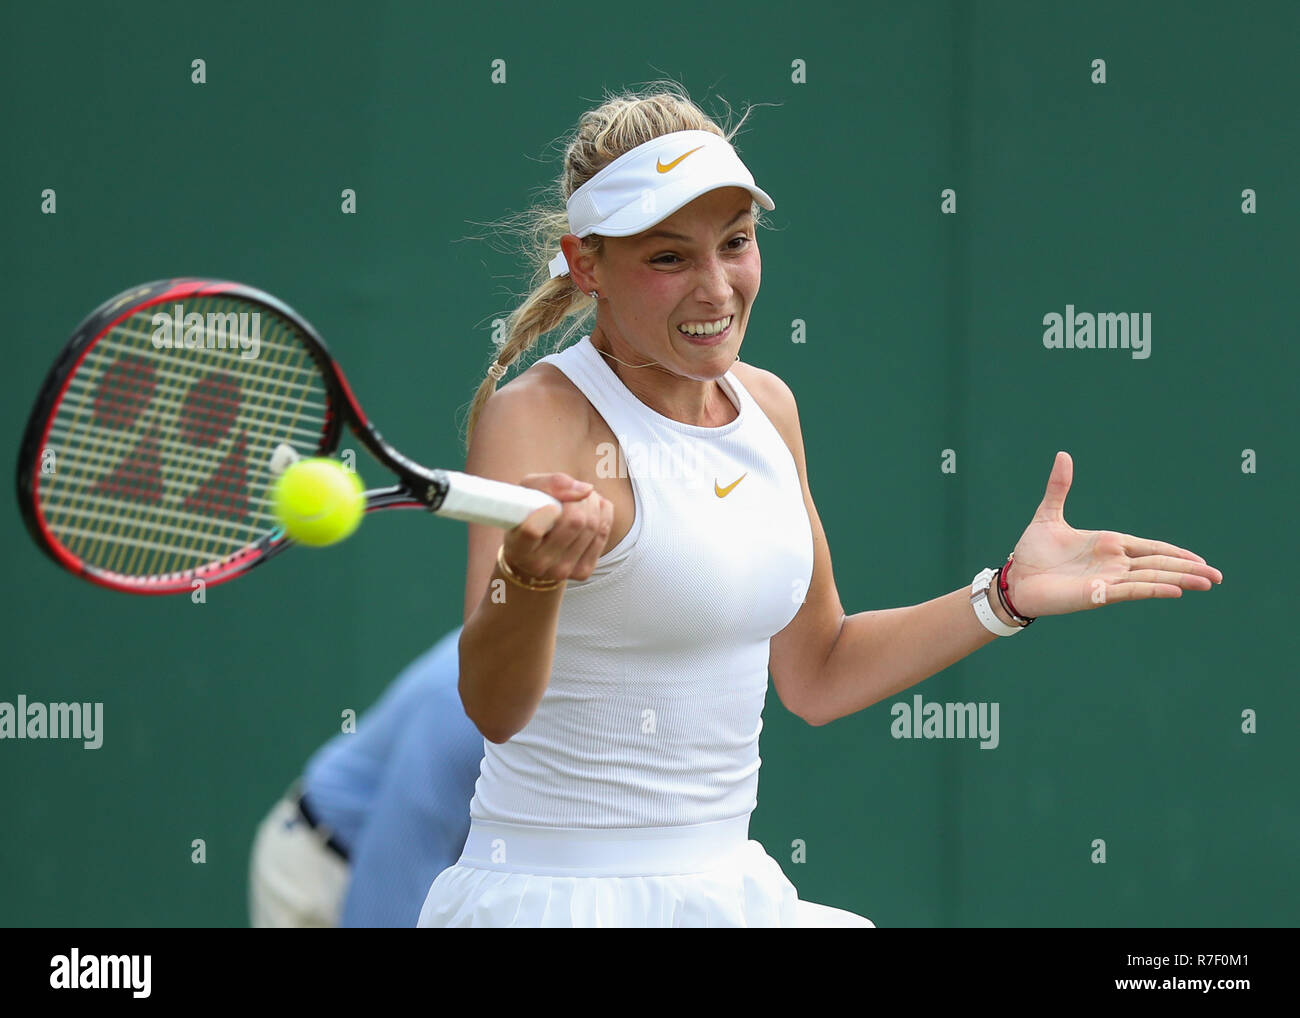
[468,335,815,828]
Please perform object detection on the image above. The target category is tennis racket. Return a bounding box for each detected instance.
[16,277,559,595]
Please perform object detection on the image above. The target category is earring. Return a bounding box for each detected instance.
[590,290,599,299]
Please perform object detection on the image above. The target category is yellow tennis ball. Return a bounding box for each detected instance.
[272,458,365,547]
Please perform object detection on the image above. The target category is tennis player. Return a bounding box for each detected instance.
[418,87,1222,928]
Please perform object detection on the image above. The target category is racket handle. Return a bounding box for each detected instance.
[435,470,562,529]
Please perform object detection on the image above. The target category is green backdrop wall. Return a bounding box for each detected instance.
[1,0,1294,927]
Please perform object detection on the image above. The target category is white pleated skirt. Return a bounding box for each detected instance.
[416,814,804,928]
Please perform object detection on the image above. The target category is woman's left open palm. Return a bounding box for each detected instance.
[1003,452,1223,619]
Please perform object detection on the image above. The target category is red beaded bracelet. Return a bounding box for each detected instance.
[997,553,1035,627]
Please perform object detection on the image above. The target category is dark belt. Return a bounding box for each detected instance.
[293,788,350,862]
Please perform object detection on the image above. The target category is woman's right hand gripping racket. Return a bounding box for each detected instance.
[15,277,560,594]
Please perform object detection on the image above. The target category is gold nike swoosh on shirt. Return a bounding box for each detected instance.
[714,473,747,497]
[657,146,704,173]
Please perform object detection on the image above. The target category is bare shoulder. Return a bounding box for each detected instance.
[732,360,798,424]
[465,360,593,479]
[731,360,803,456]
[505,360,594,431]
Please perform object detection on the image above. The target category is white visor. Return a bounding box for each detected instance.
[547,129,774,279]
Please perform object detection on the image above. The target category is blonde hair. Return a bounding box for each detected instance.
[460,80,769,450]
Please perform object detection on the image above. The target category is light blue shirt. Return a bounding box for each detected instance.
[301,625,484,927]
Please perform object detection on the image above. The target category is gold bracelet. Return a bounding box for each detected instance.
[496,544,561,592]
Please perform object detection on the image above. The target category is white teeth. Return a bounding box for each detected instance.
[677,315,732,336]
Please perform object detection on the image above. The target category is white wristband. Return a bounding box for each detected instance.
[970,567,1024,636]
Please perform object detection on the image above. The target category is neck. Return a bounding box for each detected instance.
[590,327,737,428]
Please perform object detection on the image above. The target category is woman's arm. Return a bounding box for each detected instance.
[753,368,1219,727]
[747,366,1019,727]
[459,375,612,743]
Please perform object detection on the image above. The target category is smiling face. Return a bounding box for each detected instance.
[575,186,761,381]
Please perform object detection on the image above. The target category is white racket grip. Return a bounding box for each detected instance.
[435,470,562,529]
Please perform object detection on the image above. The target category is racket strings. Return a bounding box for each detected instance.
[39,297,327,579]
[104,303,309,576]
[47,416,325,456]
[66,347,329,416]
[125,299,320,576]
